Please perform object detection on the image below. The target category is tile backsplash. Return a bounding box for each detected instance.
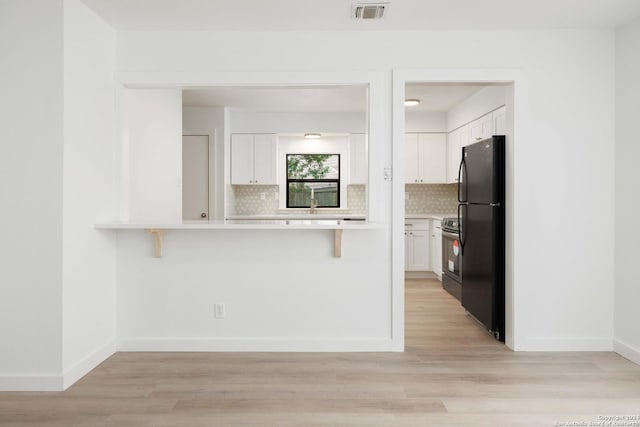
[227,184,455,216]
[228,184,366,216]
[405,184,458,214]
[227,185,279,215]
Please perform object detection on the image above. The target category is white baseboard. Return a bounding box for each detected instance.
[0,375,64,392]
[63,341,116,390]
[518,337,613,351]
[614,339,640,365]
[118,337,394,352]
[0,341,116,392]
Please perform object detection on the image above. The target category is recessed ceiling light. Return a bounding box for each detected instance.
[304,133,322,139]
[404,99,421,107]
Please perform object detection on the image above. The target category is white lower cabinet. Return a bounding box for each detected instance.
[405,221,430,271]
[430,220,442,279]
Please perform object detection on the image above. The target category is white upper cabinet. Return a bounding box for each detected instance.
[231,134,277,185]
[405,133,446,184]
[231,134,253,185]
[493,105,507,135]
[419,134,446,183]
[447,126,465,184]
[447,106,507,183]
[252,134,277,184]
[349,133,368,185]
[405,133,420,183]
[467,112,493,146]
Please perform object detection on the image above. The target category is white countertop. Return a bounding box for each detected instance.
[227,214,366,221]
[405,213,457,221]
[95,219,378,230]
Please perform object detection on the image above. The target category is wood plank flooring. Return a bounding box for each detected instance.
[2,278,639,426]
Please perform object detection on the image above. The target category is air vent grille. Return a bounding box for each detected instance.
[353,4,386,20]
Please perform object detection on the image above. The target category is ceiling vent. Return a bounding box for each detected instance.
[352,3,387,20]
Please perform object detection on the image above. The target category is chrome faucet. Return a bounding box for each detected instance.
[309,194,318,214]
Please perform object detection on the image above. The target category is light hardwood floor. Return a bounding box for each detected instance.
[2,278,639,426]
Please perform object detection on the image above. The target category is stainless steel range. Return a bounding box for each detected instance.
[441,217,462,301]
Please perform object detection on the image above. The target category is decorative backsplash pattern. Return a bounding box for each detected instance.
[227,184,455,215]
[228,184,366,216]
[405,184,458,214]
[227,185,279,215]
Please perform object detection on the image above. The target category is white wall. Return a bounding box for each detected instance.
[0,0,64,389]
[405,112,447,133]
[123,89,183,223]
[447,86,508,131]
[62,0,117,388]
[230,111,367,134]
[183,106,225,220]
[115,29,615,351]
[614,17,640,364]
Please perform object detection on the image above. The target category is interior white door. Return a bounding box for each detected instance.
[182,135,209,221]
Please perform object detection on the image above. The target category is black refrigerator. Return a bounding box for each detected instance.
[458,136,505,342]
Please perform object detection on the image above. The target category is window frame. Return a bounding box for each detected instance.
[285,153,341,209]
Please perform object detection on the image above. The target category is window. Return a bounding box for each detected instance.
[286,154,340,208]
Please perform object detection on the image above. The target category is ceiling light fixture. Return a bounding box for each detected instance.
[404,99,421,107]
[304,133,322,139]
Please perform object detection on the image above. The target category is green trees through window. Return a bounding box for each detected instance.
[286,154,340,208]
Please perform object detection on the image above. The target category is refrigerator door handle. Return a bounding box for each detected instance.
[458,203,466,254]
[457,155,467,203]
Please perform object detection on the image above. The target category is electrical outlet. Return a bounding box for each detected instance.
[260,192,266,200]
[214,303,226,319]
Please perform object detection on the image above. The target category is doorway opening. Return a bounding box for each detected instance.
[395,78,515,348]
[182,134,212,221]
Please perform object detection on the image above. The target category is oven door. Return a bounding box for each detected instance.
[442,230,462,282]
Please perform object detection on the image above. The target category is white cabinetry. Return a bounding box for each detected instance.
[468,112,493,146]
[405,133,446,184]
[447,106,507,183]
[405,133,420,183]
[349,133,368,185]
[493,105,507,135]
[446,126,466,184]
[405,221,430,271]
[231,134,277,185]
[430,219,442,279]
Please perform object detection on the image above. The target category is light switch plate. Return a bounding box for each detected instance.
[214,303,226,319]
